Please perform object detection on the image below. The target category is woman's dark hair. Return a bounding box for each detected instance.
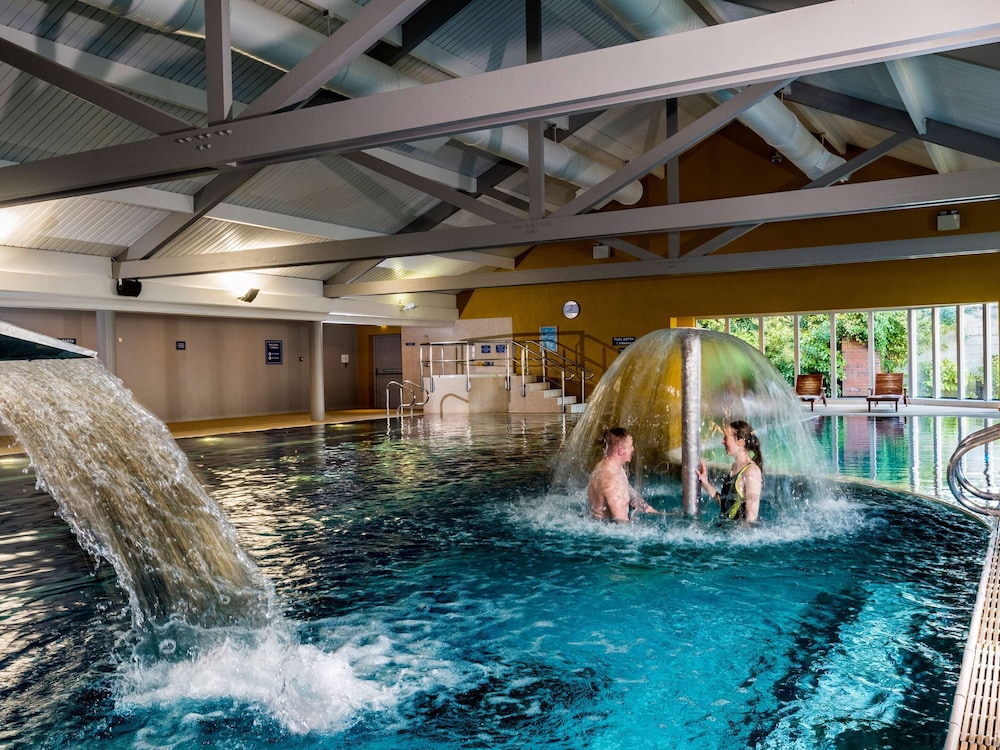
[730,420,763,475]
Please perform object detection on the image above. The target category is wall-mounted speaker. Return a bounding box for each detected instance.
[116,278,142,297]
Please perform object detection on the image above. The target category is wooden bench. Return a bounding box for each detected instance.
[795,373,827,411]
[866,373,908,412]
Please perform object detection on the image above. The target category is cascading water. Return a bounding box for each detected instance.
[0,356,274,633]
[556,328,825,514]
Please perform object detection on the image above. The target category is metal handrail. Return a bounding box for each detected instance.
[385,379,430,420]
[418,337,594,411]
[947,423,1000,516]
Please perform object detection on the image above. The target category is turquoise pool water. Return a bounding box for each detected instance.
[0,414,992,749]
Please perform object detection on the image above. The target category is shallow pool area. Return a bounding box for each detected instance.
[0,414,993,749]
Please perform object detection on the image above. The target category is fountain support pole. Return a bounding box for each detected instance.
[681,331,701,515]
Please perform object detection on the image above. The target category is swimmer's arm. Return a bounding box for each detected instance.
[696,461,720,507]
[740,467,762,524]
[629,485,661,514]
[605,477,631,523]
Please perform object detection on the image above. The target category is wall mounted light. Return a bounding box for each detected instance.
[936,210,960,231]
[238,288,259,303]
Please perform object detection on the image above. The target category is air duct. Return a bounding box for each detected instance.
[78,0,644,205]
[595,0,846,180]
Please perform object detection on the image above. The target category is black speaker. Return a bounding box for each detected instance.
[116,278,142,297]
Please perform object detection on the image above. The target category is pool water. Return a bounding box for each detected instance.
[0,414,991,749]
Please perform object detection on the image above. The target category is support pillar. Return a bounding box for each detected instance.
[310,321,326,422]
[95,310,117,374]
[681,331,701,515]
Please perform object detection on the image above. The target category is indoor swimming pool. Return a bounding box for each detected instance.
[0,412,995,749]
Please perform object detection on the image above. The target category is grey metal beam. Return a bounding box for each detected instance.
[0,36,191,135]
[686,130,913,257]
[322,231,1000,296]
[120,168,265,261]
[367,0,477,67]
[204,0,234,124]
[785,82,1000,163]
[665,98,680,259]
[116,165,1000,278]
[3,0,997,206]
[342,152,519,223]
[551,79,792,218]
[241,0,431,118]
[122,0,428,262]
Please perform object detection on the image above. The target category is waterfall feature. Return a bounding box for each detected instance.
[555,328,823,513]
[0,355,272,631]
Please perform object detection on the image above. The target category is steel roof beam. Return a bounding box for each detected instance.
[551,78,791,218]
[321,231,1000,296]
[116,164,1000,279]
[686,130,913,257]
[0,36,191,135]
[785,82,1000,163]
[367,0,477,67]
[3,0,998,207]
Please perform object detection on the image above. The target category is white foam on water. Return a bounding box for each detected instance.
[118,626,399,736]
[510,487,871,550]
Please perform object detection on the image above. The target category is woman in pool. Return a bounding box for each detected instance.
[696,420,763,524]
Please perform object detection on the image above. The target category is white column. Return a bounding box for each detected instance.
[95,310,117,374]
[310,321,325,422]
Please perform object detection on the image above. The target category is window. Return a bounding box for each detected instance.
[696,302,998,403]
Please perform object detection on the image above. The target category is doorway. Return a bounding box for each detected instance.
[373,334,402,409]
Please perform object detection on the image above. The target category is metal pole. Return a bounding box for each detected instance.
[681,331,701,515]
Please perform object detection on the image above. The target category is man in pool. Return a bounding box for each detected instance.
[588,427,661,522]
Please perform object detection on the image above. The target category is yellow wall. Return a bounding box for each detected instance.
[457,125,1000,382]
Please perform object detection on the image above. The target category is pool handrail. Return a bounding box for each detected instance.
[947,423,1000,516]
[386,379,430,420]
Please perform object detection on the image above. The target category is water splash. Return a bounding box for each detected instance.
[555,329,827,511]
[0,357,273,632]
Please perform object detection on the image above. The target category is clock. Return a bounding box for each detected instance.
[562,300,581,319]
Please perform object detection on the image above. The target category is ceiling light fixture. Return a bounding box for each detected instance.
[400,302,417,312]
[238,288,259,303]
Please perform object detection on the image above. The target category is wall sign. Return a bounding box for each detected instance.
[265,339,283,365]
[540,326,558,352]
[176,341,186,350]
[612,336,635,352]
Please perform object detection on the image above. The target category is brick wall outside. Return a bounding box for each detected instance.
[841,339,880,397]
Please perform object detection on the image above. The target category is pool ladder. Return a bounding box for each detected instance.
[385,379,430,420]
[947,423,1000,516]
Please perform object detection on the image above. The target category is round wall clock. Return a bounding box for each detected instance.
[562,300,581,319]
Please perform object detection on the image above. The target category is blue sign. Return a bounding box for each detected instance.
[540,326,558,352]
[265,339,283,365]
[480,344,492,354]
[495,343,507,354]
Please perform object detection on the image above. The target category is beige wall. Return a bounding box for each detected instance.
[0,309,362,422]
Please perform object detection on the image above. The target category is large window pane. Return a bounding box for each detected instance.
[836,312,869,398]
[915,308,934,398]
[991,303,999,400]
[763,315,794,385]
[730,317,759,350]
[963,304,985,399]
[874,310,908,392]
[799,314,832,392]
[940,306,958,399]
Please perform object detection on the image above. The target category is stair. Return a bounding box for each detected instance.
[510,378,581,414]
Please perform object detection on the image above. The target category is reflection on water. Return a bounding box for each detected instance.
[808,414,1000,502]
[0,414,992,750]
